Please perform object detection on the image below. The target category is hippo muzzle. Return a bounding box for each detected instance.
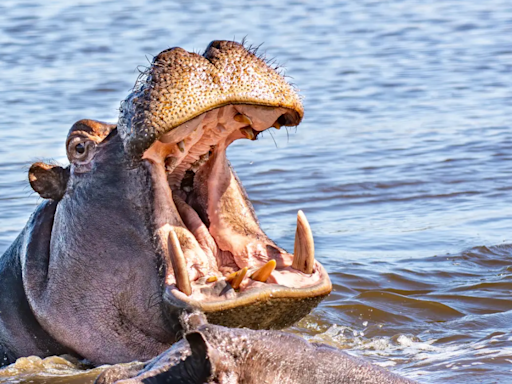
[119,41,331,328]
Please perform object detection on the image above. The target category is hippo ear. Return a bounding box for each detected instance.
[29,162,70,200]
[185,331,209,360]
[141,332,212,384]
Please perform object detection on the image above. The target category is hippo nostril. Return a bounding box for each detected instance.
[203,40,228,60]
[205,40,223,52]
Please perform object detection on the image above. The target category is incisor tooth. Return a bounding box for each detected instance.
[206,276,218,283]
[177,140,186,153]
[226,271,237,282]
[251,260,276,283]
[230,267,248,290]
[292,210,315,274]
[234,113,253,126]
[168,230,192,295]
[272,121,281,130]
[240,127,256,141]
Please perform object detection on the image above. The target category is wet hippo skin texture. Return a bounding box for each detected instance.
[0,201,73,367]
[95,323,418,384]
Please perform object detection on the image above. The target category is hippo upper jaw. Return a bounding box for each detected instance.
[120,41,332,329]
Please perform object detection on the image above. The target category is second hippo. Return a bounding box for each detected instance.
[95,314,418,384]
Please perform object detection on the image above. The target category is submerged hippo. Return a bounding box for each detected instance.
[0,41,332,366]
[95,313,417,384]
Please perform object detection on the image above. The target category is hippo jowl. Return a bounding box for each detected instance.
[0,41,332,366]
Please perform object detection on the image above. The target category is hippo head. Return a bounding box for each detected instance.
[25,41,331,364]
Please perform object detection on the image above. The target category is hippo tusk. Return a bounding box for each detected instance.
[234,113,253,126]
[292,210,315,274]
[251,260,277,283]
[168,230,192,296]
[240,127,257,141]
[176,140,186,153]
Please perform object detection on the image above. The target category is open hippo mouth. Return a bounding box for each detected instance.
[119,41,332,329]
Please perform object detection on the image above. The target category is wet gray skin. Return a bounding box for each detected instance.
[0,41,331,366]
[95,313,418,384]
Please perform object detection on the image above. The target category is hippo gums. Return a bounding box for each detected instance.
[0,41,332,366]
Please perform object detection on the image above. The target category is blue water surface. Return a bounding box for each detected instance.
[1,1,511,383]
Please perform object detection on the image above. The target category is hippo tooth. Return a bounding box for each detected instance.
[225,271,237,282]
[177,140,186,153]
[292,210,315,274]
[272,121,281,130]
[234,113,253,126]
[251,260,276,283]
[168,230,192,295]
[230,267,248,290]
[240,127,257,141]
[206,276,218,283]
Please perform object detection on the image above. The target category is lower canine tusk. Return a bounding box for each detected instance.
[292,210,315,274]
[168,230,192,295]
[251,260,276,282]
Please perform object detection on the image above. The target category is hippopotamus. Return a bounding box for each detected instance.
[95,312,418,384]
[0,40,332,367]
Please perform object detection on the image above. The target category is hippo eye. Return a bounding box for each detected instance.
[66,136,95,165]
[75,143,86,155]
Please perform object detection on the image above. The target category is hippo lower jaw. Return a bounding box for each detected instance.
[142,103,331,328]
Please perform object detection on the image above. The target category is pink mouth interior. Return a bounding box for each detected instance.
[143,104,323,302]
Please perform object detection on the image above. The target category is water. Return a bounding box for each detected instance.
[1,0,511,382]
